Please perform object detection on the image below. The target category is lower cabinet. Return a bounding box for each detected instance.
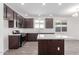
[24,33,28,41]
[9,35,20,49]
[27,33,38,41]
[38,40,48,55]
[38,40,64,55]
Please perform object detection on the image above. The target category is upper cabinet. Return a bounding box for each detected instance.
[4,4,17,20]
[4,4,7,19]
[13,12,17,20]
[16,15,34,28]
[23,18,33,28]
[7,5,14,20]
[8,20,14,28]
[16,14,24,28]
[4,4,25,28]
[4,4,14,28]
[45,18,53,28]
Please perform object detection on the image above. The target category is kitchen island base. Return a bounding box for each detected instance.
[38,40,64,55]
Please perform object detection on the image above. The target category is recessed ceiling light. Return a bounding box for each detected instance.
[58,3,62,6]
[42,3,46,6]
[21,3,24,5]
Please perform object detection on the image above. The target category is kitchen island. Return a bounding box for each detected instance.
[37,34,73,55]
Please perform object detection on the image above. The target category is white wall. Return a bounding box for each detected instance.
[0,3,4,55]
[53,17,79,39]
[0,3,9,55]
[0,20,4,55]
[3,20,9,53]
[65,17,79,39]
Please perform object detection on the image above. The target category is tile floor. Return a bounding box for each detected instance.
[4,42,38,55]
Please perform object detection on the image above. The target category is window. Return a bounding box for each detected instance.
[40,24,44,28]
[62,27,67,32]
[34,19,45,29]
[55,20,67,32]
[34,24,40,28]
[56,27,61,32]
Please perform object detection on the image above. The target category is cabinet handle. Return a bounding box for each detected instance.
[57,47,60,51]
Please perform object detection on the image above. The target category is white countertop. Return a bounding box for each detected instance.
[37,34,78,40]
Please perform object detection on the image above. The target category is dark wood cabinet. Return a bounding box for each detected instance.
[27,33,38,41]
[47,40,64,55]
[38,40,48,55]
[38,40,64,55]
[9,35,20,49]
[24,33,28,41]
[16,18,33,28]
[22,19,27,28]
[23,18,33,28]
[16,14,24,28]
[13,12,17,20]
[45,18,53,28]
[4,4,7,19]
[8,20,14,28]
[7,5,14,20]
[4,4,25,28]
[4,4,34,28]
[4,4,15,28]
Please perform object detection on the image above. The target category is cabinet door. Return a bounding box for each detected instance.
[13,12,17,20]
[23,20,27,28]
[16,14,24,28]
[45,18,53,28]
[38,40,64,55]
[24,18,33,28]
[27,33,38,41]
[56,40,64,55]
[7,6,14,20]
[38,40,48,55]
[48,40,64,55]
[4,4,7,19]
[47,40,58,55]
[9,36,20,49]
[24,33,28,41]
[8,20,14,28]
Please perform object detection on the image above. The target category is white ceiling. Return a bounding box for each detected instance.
[6,3,79,17]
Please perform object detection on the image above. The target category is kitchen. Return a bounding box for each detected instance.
[0,3,79,55]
